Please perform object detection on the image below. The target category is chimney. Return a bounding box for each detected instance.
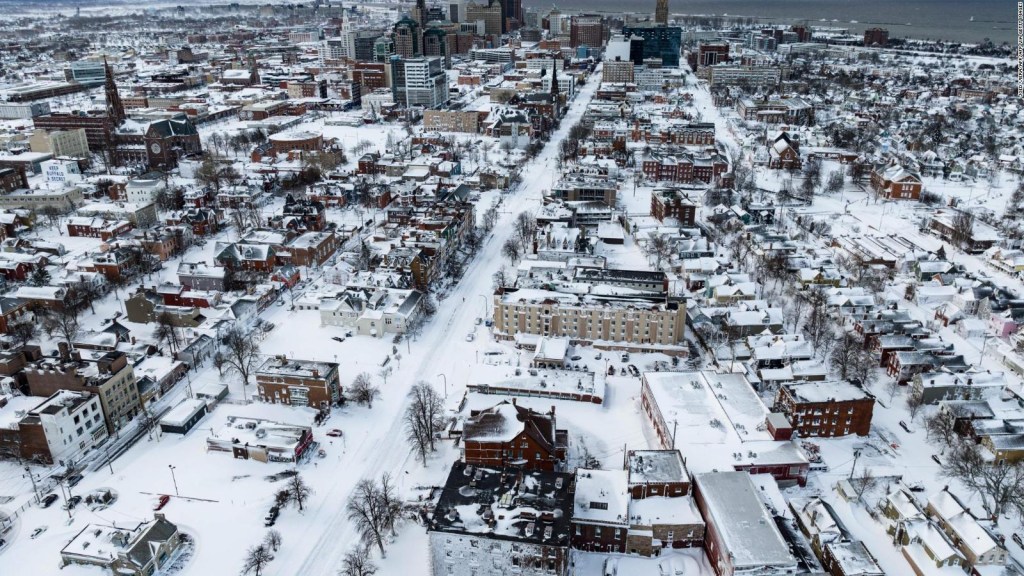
[57,341,71,362]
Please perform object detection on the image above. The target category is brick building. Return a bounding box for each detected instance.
[255,356,341,408]
[461,399,567,471]
[773,381,874,437]
[651,188,698,224]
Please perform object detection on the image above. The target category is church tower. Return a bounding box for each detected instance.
[655,0,668,25]
[103,58,125,125]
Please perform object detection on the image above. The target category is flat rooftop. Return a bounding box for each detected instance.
[694,471,796,570]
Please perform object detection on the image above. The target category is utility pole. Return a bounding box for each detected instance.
[671,419,678,449]
[24,466,40,504]
[849,449,862,480]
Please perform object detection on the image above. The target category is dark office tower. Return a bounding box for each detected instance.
[629,35,645,65]
[423,25,451,69]
[655,0,668,25]
[103,58,125,125]
[413,0,427,25]
[500,0,522,32]
[621,25,681,67]
[393,15,422,58]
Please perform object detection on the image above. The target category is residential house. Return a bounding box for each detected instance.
[60,514,182,576]
[461,399,567,472]
[571,469,629,553]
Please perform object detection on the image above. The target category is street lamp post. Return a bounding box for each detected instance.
[437,373,447,398]
[168,465,179,496]
[478,294,488,320]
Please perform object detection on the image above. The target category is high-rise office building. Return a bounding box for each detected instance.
[390,56,448,109]
[466,0,503,36]
[393,15,422,58]
[570,16,603,48]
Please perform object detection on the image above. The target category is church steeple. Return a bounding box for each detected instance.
[248,53,260,85]
[104,57,125,125]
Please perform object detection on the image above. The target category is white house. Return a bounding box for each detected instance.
[124,173,168,205]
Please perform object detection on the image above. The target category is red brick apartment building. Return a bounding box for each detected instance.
[255,356,341,408]
[773,381,874,437]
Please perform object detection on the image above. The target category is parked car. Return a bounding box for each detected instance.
[570,355,582,361]
[621,352,629,362]
[899,421,914,434]
[30,527,46,539]
[326,429,343,437]
[465,333,475,342]
[594,352,602,360]
[331,336,345,343]
[64,496,82,510]
[66,474,83,488]
[474,317,482,325]
[41,494,58,508]
[0,538,5,548]
[931,454,943,465]
[1014,533,1023,548]
[154,495,170,511]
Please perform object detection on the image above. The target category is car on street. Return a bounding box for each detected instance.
[475,317,482,325]
[30,527,47,539]
[0,538,5,548]
[154,495,170,511]
[621,352,630,362]
[41,494,58,508]
[1014,533,1023,548]
[570,355,582,361]
[899,421,914,434]
[331,336,345,343]
[594,352,602,360]
[66,473,83,487]
[465,333,475,342]
[326,429,343,437]
[64,496,82,510]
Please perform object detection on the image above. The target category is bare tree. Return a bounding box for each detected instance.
[801,288,837,356]
[153,311,181,354]
[905,388,925,420]
[482,206,499,232]
[262,529,282,552]
[9,321,37,348]
[346,478,392,557]
[926,405,966,447]
[943,441,1024,520]
[339,545,377,576]
[220,326,261,390]
[350,372,380,408]
[512,212,537,253]
[240,544,273,576]
[645,232,674,271]
[952,210,975,249]
[848,467,879,504]
[405,381,445,465]
[829,332,860,379]
[285,472,312,512]
[492,265,511,290]
[502,237,521,263]
[40,306,81,350]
